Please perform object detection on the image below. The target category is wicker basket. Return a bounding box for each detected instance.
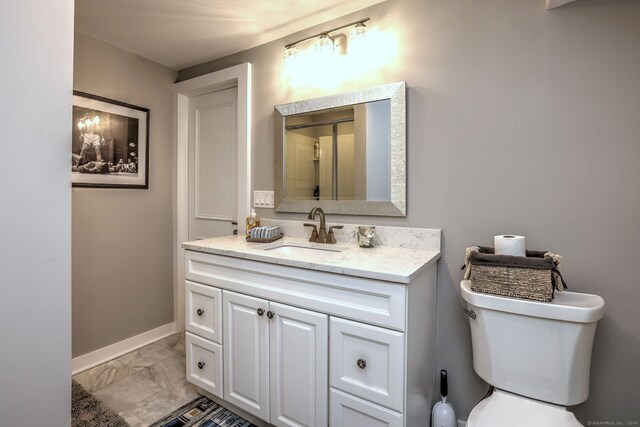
[464,246,566,302]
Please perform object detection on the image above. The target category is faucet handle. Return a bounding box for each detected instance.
[327,225,344,244]
[303,223,318,243]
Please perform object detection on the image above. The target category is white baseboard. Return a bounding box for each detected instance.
[72,322,177,375]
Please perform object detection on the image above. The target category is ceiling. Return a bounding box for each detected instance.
[75,0,386,70]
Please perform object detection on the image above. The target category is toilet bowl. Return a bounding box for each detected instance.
[466,389,582,427]
[461,280,604,427]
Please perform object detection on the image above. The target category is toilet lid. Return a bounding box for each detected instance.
[466,389,583,427]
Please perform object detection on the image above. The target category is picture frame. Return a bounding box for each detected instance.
[72,91,150,188]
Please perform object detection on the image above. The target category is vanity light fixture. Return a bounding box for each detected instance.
[282,18,370,75]
[284,18,369,52]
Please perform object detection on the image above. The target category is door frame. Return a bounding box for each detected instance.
[175,63,252,331]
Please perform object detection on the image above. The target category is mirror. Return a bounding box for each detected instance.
[274,81,406,216]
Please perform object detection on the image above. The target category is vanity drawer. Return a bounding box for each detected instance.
[330,317,405,412]
[186,280,222,343]
[186,332,223,398]
[330,388,403,427]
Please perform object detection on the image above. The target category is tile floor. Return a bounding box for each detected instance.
[73,333,200,427]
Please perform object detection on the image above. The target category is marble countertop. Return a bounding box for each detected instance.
[182,235,440,284]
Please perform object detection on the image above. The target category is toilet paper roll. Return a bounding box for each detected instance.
[494,235,526,257]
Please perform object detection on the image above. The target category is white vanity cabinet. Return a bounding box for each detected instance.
[184,244,438,427]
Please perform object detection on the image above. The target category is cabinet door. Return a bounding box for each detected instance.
[269,302,328,427]
[223,290,269,421]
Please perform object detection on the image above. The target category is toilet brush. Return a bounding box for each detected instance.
[432,370,457,427]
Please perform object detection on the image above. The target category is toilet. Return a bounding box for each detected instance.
[460,280,605,427]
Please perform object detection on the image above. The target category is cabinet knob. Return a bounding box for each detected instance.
[257,308,265,316]
[196,308,204,316]
[357,358,367,369]
[197,361,205,370]
[267,310,275,319]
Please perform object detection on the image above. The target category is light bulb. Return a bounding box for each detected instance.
[93,116,100,124]
[78,122,84,129]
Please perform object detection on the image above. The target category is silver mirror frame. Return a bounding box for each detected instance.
[274,81,406,216]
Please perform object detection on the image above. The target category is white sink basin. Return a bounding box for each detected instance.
[260,241,348,257]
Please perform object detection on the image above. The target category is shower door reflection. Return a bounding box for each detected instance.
[284,100,389,202]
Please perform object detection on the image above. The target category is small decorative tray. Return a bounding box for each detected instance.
[246,233,284,243]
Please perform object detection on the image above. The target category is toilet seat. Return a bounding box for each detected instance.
[466,389,583,427]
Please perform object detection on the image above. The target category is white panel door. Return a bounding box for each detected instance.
[188,87,238,240]
[223,290,269,421]
[269,302,328,427]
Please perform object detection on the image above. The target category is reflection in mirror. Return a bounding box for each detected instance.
[275,82,405,216]
[285,100,390,202]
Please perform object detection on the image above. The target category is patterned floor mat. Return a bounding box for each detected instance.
[149,395,256,427]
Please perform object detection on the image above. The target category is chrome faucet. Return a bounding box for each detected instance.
[307,207,327,243]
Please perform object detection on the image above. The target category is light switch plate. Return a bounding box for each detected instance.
[253,190,274,208]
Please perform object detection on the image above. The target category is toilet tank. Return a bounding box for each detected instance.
[461,280,604,406]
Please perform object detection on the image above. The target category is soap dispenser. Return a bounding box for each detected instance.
[246,209,260,236]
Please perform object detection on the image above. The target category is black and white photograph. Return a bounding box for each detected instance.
[72,91,149,188]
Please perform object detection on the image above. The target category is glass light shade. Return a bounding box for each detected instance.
[283,45,299,79]
[283,45,298,63]
[315,34,334,56]
[347,22,371,71]
[349,22,369,42]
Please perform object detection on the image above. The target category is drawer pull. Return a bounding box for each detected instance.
[257,308,265,316]
[197,361,205,370]
[357,358,367,369]
[267,310,275,319]
[196,308,204,316]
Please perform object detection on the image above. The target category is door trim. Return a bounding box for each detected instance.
[175,63,252,331]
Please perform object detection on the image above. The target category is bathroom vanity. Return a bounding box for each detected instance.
[182,222,440,427]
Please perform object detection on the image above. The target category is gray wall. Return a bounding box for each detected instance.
[0,1,73,424]
[179,0,640,422]
[72,33,177,357]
